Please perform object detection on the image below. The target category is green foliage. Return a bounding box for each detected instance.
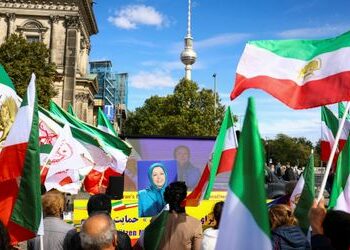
[264,133,320,167]
[0,34,57,107]
[125,78,226,136]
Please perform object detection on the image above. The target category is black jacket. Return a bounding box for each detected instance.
[271,226,310,250]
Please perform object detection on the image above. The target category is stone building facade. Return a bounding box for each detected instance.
[0,0,98,123]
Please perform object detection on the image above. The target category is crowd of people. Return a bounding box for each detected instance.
[0,180,350,250]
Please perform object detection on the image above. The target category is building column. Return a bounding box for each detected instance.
[62,16,79,110]
[49,15,60,64]
[75,93,84,120]
[6,13,15,37]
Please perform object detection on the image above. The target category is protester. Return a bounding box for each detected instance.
[201,201,224,250]
[173,145,200,189]
[66,194,131,250]
[80,213,117,250]
[309,200,350,250]
[269,204,310,249]
[143,181,203,249]
[138,162,167,217]
[27,190,75,250]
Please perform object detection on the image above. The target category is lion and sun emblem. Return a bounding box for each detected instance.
[0,97,18,143]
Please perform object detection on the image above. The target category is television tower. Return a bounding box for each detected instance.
[180,0,197,81]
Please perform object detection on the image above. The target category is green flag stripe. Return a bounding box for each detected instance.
[229,97,270,236]
[144,211,169,250]
[294,153,315,234]
[11,92,41,232]
[249,31,350,61]
[321,106,338,136]
[329,138,350,209]
[0,64,15,90]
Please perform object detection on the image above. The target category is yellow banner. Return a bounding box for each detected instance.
[73,191,226,240]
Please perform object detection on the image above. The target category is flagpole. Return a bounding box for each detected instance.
[40,235,44,250]
[317,102,350,201]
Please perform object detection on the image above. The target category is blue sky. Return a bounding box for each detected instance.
[90,0,350,143]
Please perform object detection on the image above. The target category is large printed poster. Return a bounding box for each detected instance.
[73,191,226,244]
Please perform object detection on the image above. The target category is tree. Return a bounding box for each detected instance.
[264,134,320,167]
[125,78,226,136]
[0,34,57,107]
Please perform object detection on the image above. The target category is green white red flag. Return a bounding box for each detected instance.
[97,107,118,136]
[216,97,271,250]
[231,32,350,109]
[0,74,43,244]
[329,134,350,213]
[290,151,315,234]
[185,106,238,206]
[49,100,131,173]
[321,105,349,171]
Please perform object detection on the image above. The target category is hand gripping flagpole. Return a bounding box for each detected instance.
[317,102,350,202]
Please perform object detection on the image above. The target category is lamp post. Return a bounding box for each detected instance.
[212,73,217,117]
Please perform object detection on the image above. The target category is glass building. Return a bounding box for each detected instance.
[89,60,128,130]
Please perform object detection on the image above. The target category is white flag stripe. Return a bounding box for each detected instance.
[216,191,272,250]
[334,175,350,213]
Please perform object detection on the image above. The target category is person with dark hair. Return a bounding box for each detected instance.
[309,200,350,250]
[201,201,224,250]
[138,163,167,217]
[143,181,203,249]
[0,220,10,250]
[28,191,75,250]
[173,145,200,189]
[269,204,310,249]
[66,194,131,250]
[87,193,112,216]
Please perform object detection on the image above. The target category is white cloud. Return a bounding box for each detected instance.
[277,24,348,39]
[171,33,250,54]
[108,5,168,29]
[130,70,175,89]
[196,33,250,49]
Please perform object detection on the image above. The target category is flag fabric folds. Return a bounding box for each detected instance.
[329,135,350,213]
[231,32,350,109]
[97,107,118,136]
[49,100,131,173]
[0,74,42,244]
[185,106,238,206]
[216,97,271,250]
[321,105,349,171]
[290,152,315,234]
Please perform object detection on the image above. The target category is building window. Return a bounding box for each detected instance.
[26,35,40,43]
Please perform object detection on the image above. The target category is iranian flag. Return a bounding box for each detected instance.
[0,74,42,244]
[328,134,350,213]
[321,105,349,170]
[49,100,131,173]
[97,107,118,136]
[0,64,19,145]
[185,106,238,206]
[216,97,271,250]
[290,151,315,234]
[231,32,350,109]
